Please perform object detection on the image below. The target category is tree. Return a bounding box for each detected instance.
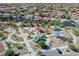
[63,11,71,19]
[38,41,46,47]
[0,32,4,37]
[69,43,77,52]
[5,49,14,56]
[66,37,73,43]
[42,35,47,38]
[65,36,78,52]
[17,45,23,49]
[1,36,7,40]
[73,29,79,36]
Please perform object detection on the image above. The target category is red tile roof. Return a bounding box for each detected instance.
[35,28,44,33]
[0,42,5,52]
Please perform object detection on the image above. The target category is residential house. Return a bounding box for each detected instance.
[35,28,44,33]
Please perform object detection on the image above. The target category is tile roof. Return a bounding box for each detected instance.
[0,42,5,53]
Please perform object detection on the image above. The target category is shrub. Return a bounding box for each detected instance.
[69,43,78,52]
[0,32,4,37]
[73,29,79,36]
[5,49,14,56]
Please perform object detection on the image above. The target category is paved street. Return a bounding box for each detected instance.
[18,27,36,56]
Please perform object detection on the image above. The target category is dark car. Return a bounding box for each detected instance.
[63,20,77,27]
[56,49,63,54]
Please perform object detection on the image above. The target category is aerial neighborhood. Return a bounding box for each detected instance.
[0,4,79,56]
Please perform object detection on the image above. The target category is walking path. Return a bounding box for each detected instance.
[68,30,77,45]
